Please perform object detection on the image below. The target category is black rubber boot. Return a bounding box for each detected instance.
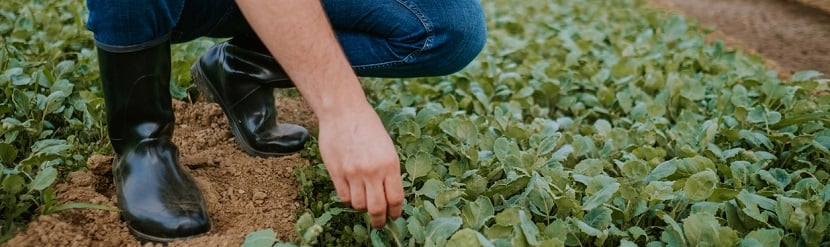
[191,37,309,157]
[98,40,211,242]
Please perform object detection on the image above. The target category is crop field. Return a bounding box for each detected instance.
[2,0,830,246]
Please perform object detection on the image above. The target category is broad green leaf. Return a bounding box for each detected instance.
[621,159,649,180]
[518,210,540,246]
[738,130,773,149]
[537,133,561,156]
[582,182,619,211]
[406,152,431,180]
[425,217,463,244]
[628,226,647,241]
[416,179,445,199]
[370,229,384,247]
[494,137,520,164]
[790,70,823,82]
[241,229,277,247]
[620,240,638,247]
[584,207,612,230]
[684,170,718,201]
[740,228,783,247]
[43,91,67,114]
[0,143,18,164]
[683,212,738,247]
[408,217,426,243]
[447,229,488,247]
[495,207,521,226]
[30,166,57,191]
[574,159,605,177]
[549,144,573,162]
[2,174,26,194]
[644,181,676,201]
[526,173,555,216]
[461,196,495,230]
[31,139,72,157]
[574,218,602,237]
[540,238,564,247]
[644,159,677,183]
[572,135,595,157]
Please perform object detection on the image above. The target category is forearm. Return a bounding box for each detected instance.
[235,0,370,120]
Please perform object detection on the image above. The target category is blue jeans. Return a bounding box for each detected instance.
[86,0,486,77]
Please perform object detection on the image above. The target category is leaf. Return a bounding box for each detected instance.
[370,229,385,247]
[406,152,432,180]
[790,70,823,82]
[683,212,738,247]
[425,217,463,244]
[644,159,677,183]
[582,182,619,211]
[574,218,602,237]
[30,167,58,191]
[518,210,540,246]
[31,139,72,157]
[574,159,605,177]
[659,212,686,246]
[461,196,495,230]
[416,179,444,199]
[622,160,649,180]
[738,130,773,149]
[537,133,561,156]
[440,118,478,145]
[241,229,277,247]
[2,174,26,194]
[684,169,718,201]
[408,217,426,243]
[43,91,67,114]
[572,135,595,157]
[584,207,612,230]
[494,137,520,164]
[549,144,573,162]
[740,228,783,247]
[0,143,18,164]
[447,229,487,247]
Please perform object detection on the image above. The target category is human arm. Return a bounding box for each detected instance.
[234,0,404,228]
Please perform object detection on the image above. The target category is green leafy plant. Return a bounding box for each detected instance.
[265,0,830,246]
[0,0,203,242]
[0,0,112,241]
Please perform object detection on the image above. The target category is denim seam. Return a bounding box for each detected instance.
[351,0,434,70]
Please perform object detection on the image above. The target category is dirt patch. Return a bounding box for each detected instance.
[648,0,830,77]
[6,94,316,247]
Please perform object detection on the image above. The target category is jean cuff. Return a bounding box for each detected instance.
[95,33,171,53]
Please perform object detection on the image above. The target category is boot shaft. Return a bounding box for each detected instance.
[97,41,175,154]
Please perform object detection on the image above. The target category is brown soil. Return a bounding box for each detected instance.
[794,0,830,14]
[648,0,830,77]
[5,94,317,247]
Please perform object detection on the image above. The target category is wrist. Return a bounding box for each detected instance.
[312,87,374,123]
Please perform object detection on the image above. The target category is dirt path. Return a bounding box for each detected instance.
[649,0,830,77]
[6,95,317,247]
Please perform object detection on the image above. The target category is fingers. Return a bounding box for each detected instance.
[366,180,388,229]
[385,174,404,219]
[331,176,350,203]
[349,180,367,211]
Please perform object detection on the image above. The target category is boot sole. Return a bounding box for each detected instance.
[129,225,207,243]
[191,61,299,158]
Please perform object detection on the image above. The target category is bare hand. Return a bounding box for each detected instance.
[318,105,404,228]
